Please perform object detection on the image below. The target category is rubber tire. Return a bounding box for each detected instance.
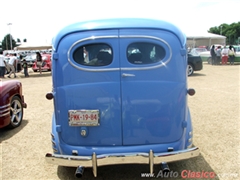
[8,96,23,128]
[187,64,194,76]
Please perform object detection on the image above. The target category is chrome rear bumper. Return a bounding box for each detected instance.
[46,147,199,177]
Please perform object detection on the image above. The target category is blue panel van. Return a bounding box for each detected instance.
[45,18,199,178]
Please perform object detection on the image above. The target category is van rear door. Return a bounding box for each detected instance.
[119,29,186,145]
[55,29,187,147]
[55,30,123,146]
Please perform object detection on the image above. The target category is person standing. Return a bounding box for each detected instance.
[228,45,235,65]
[8,53,17,78]
[0,51,6,78]
[36,52,42,74]
[221,46,229,65]
[22,59,29,77]
[215,46,222,65]
[210,45,216,65]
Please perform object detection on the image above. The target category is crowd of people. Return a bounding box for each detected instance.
[0,51,43,78]
[210,45,236,65]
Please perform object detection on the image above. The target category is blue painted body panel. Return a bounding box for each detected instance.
[52,18,186,51]
[50,18,192,156]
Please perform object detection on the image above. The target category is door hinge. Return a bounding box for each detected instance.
[56,125,61,132]
[180,49,187,56]
[53,52,59,60]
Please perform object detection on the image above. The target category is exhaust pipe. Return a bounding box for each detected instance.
[75,166,84,178]
[161,162,170,175]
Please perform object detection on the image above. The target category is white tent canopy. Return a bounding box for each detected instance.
[187,32,226,49]
[16,42,52,51]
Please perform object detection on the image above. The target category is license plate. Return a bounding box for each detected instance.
[68,109,100,126]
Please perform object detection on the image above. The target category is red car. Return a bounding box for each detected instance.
[32,53,52,72]
[0,80,27,128]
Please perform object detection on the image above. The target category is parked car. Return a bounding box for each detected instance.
[0,80,27,128]
[187,53,203,76]
[189,48,207,56]
[22,53,37,67]
[45,18,200,178]
[32,53,52,72]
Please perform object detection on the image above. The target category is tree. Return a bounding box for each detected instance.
[23,39,27,43]
[1,34,17,51]
[208,22,240,45]
[17,38,21,43]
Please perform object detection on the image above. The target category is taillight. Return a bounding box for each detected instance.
[188,88,195,96]
[46,92,54,100]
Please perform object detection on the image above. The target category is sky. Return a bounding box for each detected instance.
[0,0,239,44]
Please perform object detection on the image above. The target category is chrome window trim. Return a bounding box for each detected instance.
[120,35,172,71]
[68,35,172,72]
[68,36,119,72]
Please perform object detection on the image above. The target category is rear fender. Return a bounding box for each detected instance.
[51,113,61,154]
[185,107,193,148]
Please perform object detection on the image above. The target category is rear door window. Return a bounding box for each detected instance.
[127,42,166,64]
[73,43,113,66]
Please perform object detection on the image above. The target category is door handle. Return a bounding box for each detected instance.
[122,73,135,77]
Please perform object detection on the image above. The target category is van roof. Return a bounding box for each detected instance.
[52,18,186,50]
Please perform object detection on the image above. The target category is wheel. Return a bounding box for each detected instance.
[8,96,23,128]
[187,64,194,76]
[33,70,37,72]
[207,57,212,64]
